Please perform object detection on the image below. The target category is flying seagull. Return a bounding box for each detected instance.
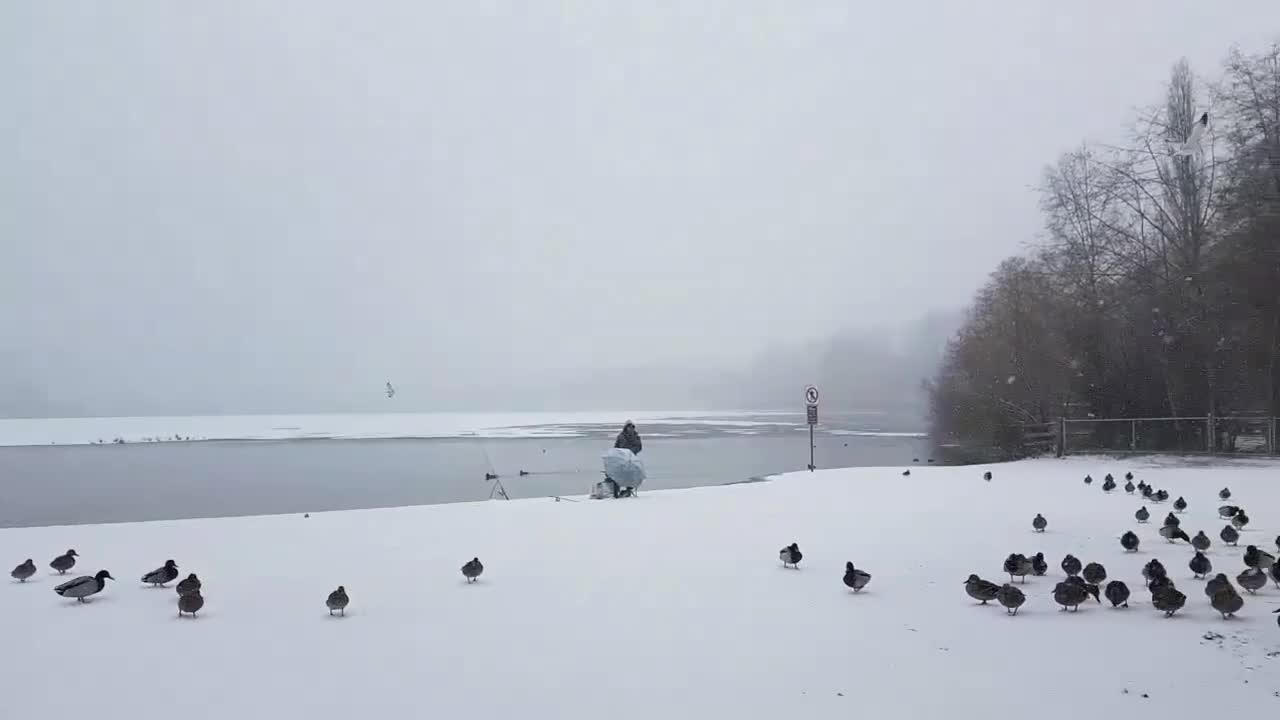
[1170,112,1209,158]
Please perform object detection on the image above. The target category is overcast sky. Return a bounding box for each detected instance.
[2,2,1276,415]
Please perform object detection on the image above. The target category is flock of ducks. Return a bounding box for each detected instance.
[964,472,1280,625]
[11,550,487,618]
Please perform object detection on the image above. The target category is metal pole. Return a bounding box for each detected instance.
[1059,417,1067,457]
[1206,414,1214,453]
[1130,419,1136,451]
[808,425,815,471]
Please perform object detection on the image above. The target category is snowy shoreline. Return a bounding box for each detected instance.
[2,457,1278,718]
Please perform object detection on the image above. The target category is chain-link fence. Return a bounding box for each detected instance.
[1049,416,1278,455]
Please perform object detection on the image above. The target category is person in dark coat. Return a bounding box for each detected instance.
[615,421,642,455]
[605,421,643,498]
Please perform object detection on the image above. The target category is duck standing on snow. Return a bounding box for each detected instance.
[1141,485,1154,499]
[1053,581,1093,611]
[1120,531,1140,552]
[1243,545,1275,570]
[1160,524,1190,543]
[1147,575,1174,594]
[774,543,803,569]
[1032,514,1047,533]
[1152,585,1186,617]
[1210,585,1244,619]
[326,586,349,616]
[983,471,993,481]
[1189,551,1212,579]
[141,559,179,587]
[996,584,1026,615]
[176,573,201,596]
[843,562,871,592]
[1084,475,1093,485]
[1219,505,1240,519]
[1173,496,1187,513]
[462,557,485,582]
[1219,487,1231,500]
[178,590,204,618]
[1135,506,1151,523]
[1142,559,1168,587]
[1237,568,1267,594]
[1232,510,1250,530]
[965,574,1000,604]
[1061,554,1082,577]
[1104,473,1114,484]
[1124,479,1135,494]
[1004,553,1032,583]
[1125,471,1134,481]
[54,570,113,602]
[1083,562,1107,585]
[1102,476,1116,492]
[11,559,36,582]
[1191,531,1210,552]
[1221,525,1240,546]
[1104,580,1130,608]
[50,549,78,575]
[1164,512,1180,528]
[1205,573,1230,598]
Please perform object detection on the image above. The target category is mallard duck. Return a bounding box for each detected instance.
[50,549,78,575]
[779,544,802,569]
[842,562,871,592]
[10,559,35,582]
[53,570,113,602]
[141,559,179,587]
[326,586,349,616]
[964,574,1000,604]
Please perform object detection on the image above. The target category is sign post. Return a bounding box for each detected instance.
[804,385,820,471]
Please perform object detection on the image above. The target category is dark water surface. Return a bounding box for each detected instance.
[0,417,929,528]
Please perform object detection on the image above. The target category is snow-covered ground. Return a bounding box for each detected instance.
[2,457,1278,718]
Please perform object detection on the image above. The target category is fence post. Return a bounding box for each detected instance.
[1059,417,1067,457]
[1206,414,1214,453]
[1130,419,1137,451]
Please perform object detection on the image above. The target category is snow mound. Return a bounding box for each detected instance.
[2,457,1278,718]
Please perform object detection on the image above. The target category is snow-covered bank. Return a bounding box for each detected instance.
[2,458,1278,718]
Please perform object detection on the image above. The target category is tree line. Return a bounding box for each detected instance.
[929,45,1280,456]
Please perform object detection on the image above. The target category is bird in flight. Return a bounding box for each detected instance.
[1170,112,1208,158]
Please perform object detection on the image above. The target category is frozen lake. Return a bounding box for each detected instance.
[0,411,928,527]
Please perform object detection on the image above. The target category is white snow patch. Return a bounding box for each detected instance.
[2,457,1278,718]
